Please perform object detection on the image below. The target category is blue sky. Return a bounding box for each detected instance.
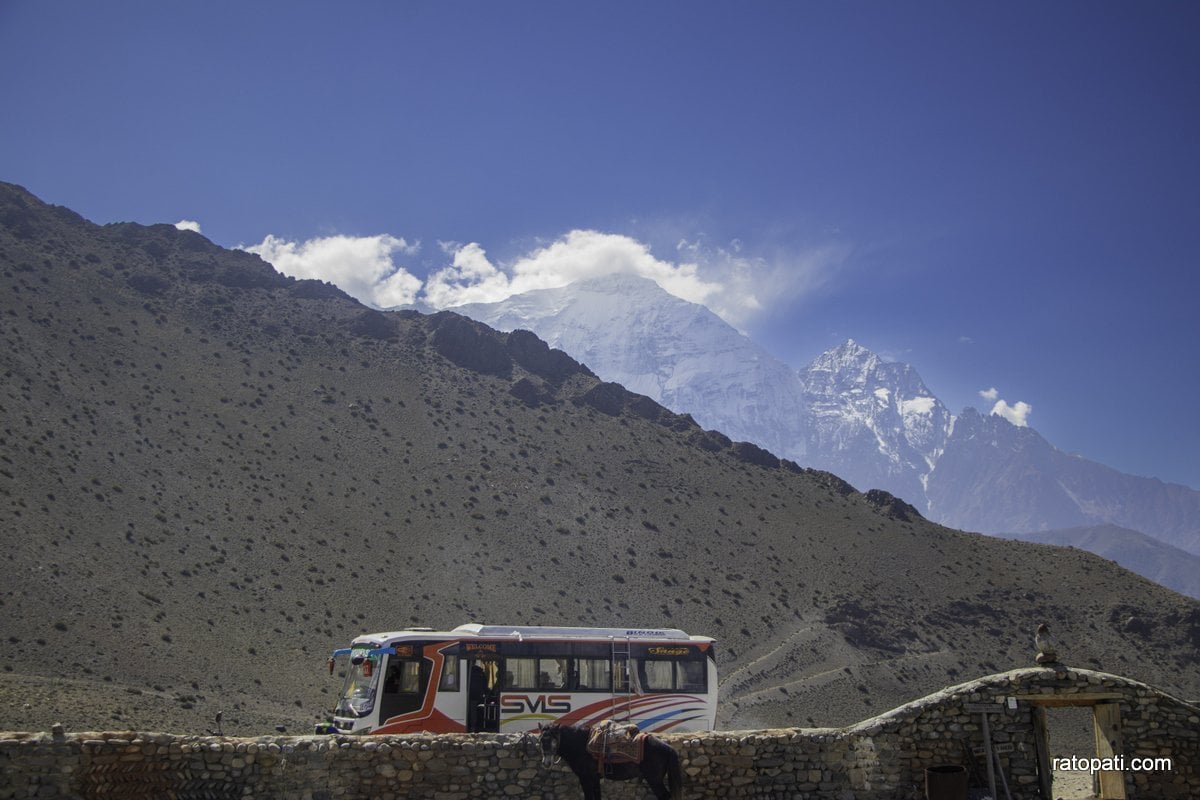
[2,2,1198,489]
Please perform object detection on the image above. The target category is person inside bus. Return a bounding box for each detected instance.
[383,664,401,694]
[439,660,457,690]
[467,663,485,731]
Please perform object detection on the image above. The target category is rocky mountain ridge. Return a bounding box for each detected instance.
[929,407,1200,555]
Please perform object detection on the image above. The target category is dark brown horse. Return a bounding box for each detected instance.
[538,723,683,800]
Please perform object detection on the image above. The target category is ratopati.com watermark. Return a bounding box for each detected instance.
[1053,755,1173,773]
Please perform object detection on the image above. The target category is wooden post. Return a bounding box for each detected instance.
[966,703,1011,800]
[1032,705,1053,800]
[1093,702,1126,800]
[981,712,998,800]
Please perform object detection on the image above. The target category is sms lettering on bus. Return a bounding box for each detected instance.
[501,694,573,715]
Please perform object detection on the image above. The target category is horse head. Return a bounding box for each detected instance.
[537,722,562,768]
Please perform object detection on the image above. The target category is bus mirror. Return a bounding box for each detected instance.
[362,659,374,677]
[327,658,335,675]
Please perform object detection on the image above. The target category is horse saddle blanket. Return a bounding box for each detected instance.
[587,720,646,765]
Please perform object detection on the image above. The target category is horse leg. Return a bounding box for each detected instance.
[641,763,673,800]
[666,749,684,800]
[586,773,602,800]
[645,776,671,800]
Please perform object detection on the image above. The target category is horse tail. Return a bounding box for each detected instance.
[666,746,684,800]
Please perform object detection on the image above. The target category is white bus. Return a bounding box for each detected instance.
[317,623,717,735]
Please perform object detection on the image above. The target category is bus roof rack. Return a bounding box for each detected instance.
[452,623,701,640]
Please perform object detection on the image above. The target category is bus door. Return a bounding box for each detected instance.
[377,645,430,723]
[466,657,500,732]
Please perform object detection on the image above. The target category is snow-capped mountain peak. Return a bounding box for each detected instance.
[452,276,811,461]
[799,340,954,505]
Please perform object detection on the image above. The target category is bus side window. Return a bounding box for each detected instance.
[635,658,706,693]
[640,659,675,692]
[679,659,706,692]
[504,657,535,689]
[574,658,611,692]
[537,658,567,689]
[378,658,430,722]
[439,657,460,691]
[386,660,421,693]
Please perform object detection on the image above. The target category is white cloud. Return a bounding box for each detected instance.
[704,240,848,327]
[991,398,1033,427]
[428,229,845,327]
[174,219,202,233]
[980,387,1032,426]
[425,230,725,312]
[243,226,846,326]
[421,241,515,309]
[242,233,422,308]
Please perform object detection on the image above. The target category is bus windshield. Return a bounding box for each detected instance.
[335,651,381,718]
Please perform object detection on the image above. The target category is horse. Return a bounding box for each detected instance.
[538,722,683,800]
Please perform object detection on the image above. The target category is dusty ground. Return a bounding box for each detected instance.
[0,673,315,737]
[1051,770,1095,799]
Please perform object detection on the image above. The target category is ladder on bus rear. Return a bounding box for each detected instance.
[610,636,633,723]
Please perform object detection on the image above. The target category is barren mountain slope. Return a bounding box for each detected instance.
[1,182,1197,736]
[1004,525,1200,600]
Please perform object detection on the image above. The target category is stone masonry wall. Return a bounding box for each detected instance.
[1,668,1196,799]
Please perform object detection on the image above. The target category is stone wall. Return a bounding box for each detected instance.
[2,667,1196,799]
